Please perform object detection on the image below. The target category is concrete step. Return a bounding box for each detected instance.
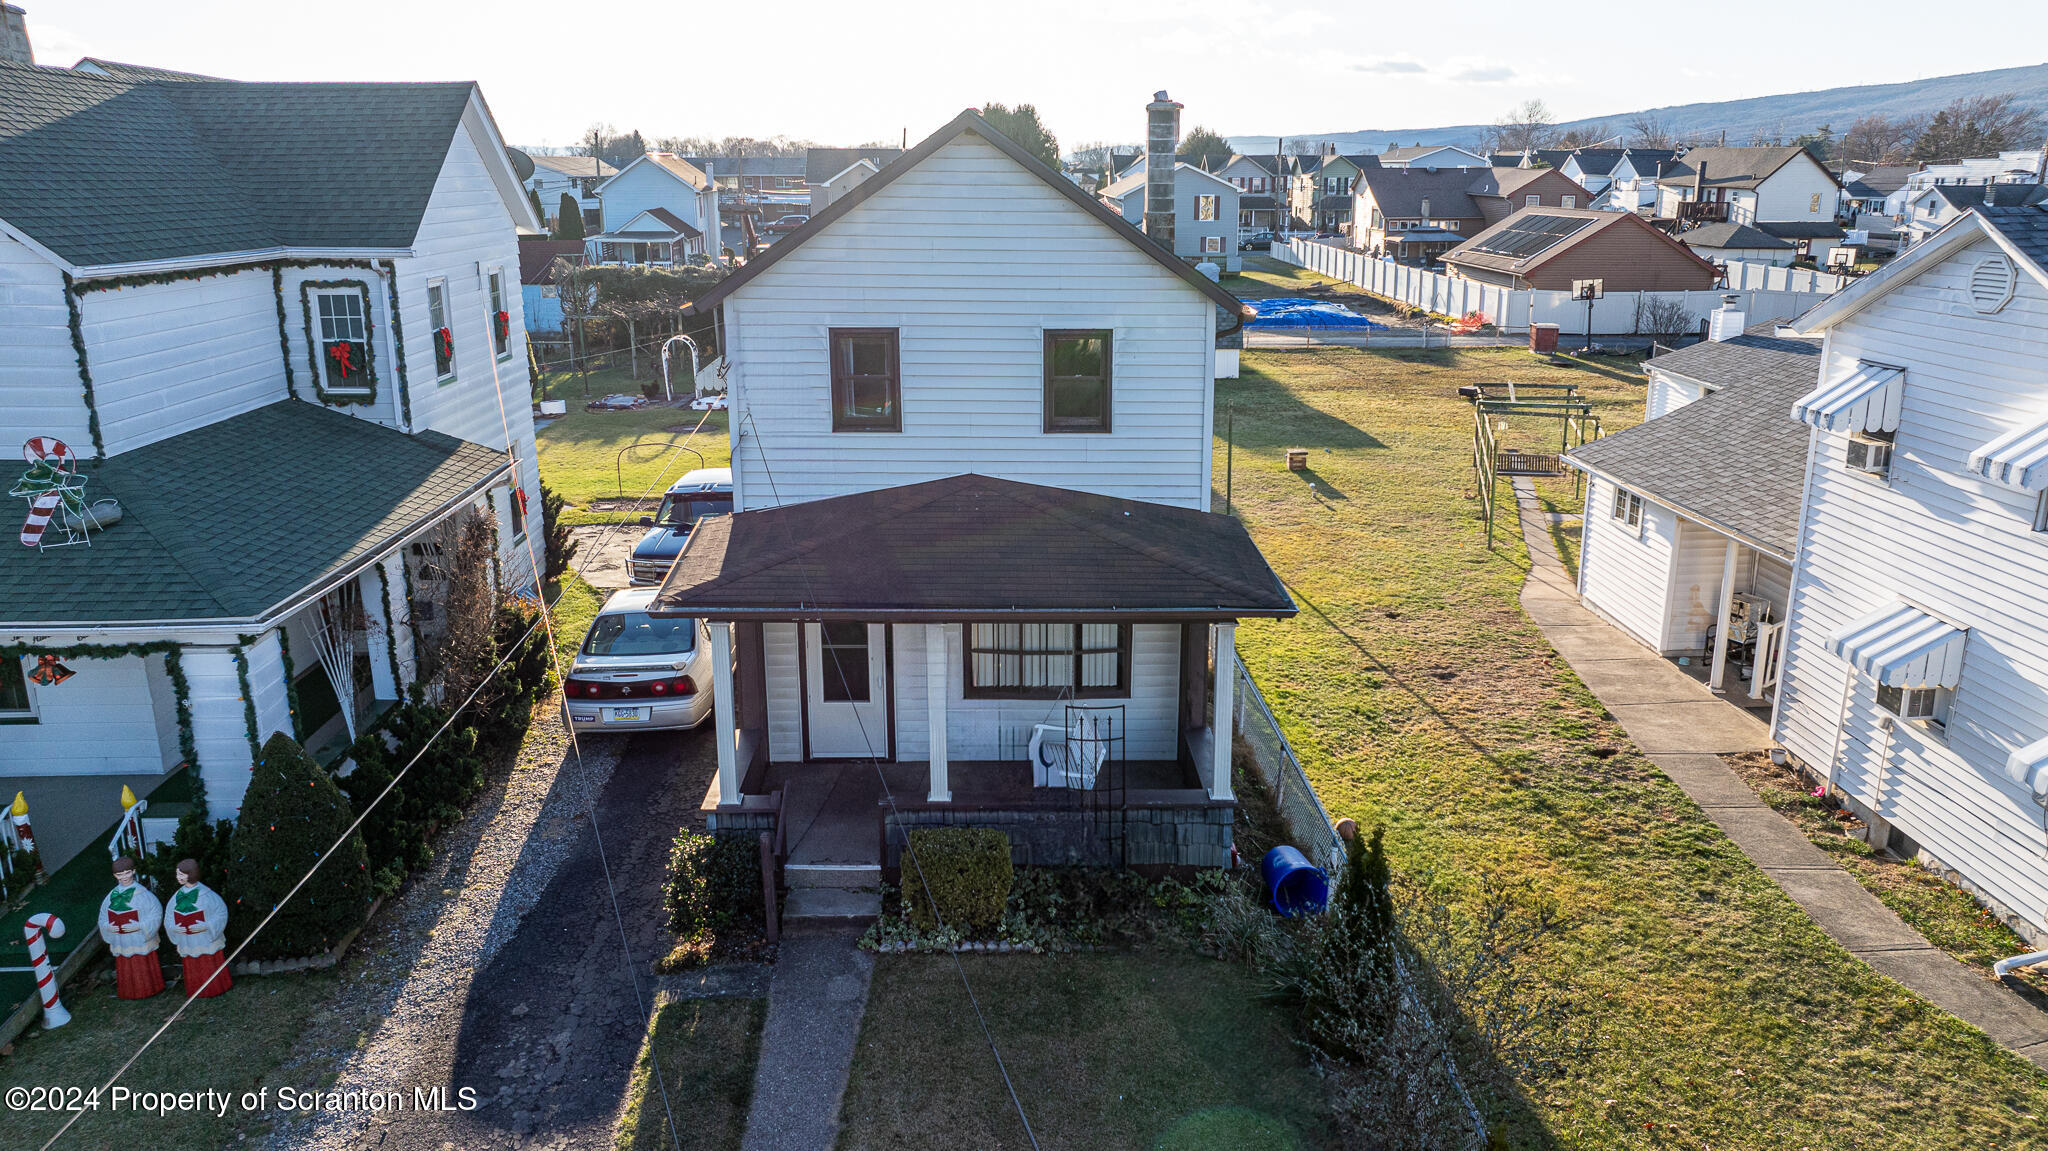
[782,887,881,921]
[785,862,881,890]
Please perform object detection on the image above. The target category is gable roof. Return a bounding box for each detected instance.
[1568,327,1821,558]
[1791,204,2048,333]
[1677,221,1795,250]
[517,238,584,284]
[1927,182,2048,212]
[598,207,701,240]
[821,157,881,187]
[598,152,710,195]
[652,474,1296,620]
[1466,166,1587,200]
[1355,165,1485,218]
[805,146,902,184]
[1563,149,1630,176]
[681,155,806,179]
[1842,163,1914,196]
[1444,205,1721,278]
[1379,144,1485,164]
[0,401,509,626]
[1099,161,1237,202]
[684,109,1249,323]
[0,59,507,268]
[528,152,617,178]
[1655,145,1836,190]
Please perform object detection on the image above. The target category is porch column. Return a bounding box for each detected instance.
[926,623,951,802]
[361,565,397,701]
[709,622,738,805]
[1709,538,1739,692]
[1210,622,1236,801]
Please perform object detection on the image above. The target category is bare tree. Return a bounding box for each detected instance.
[1626,112,1673,149]
[1554,122,1615,149]
[1839,113,1926,165]
[1912,93,2046,161]
[1484,99,1557,154]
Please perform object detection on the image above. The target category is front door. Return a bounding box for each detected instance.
[804,622,889,759]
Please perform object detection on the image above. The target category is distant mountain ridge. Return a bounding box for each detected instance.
[1233,62,2048,156]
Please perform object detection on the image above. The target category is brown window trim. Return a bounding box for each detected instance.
[829,327,901,432]
[963,622,1131,700]
[1042,329,1112,434]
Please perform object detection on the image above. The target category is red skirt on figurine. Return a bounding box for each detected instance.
[114,952,164,999]
[181,950,231,998]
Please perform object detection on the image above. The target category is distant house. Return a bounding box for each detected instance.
[1100,161,1242,272]
[1350,166,1588,264]
[1656,146,1844,260]
[1464,167,1594,222]
[1307,153,1377,231]
[591,153,721,264]
[518,238,585,335]
[1900,182,2048,248]
[1206,154,1310,231]
[587,207,703,266]
[1677,221,1798,267]
[1376,143,1489,169]
[1442,206,1721,290]
[524,152,614,232]
[1561,148,1678,200]
[682,155,806,193]
[1566,312,1821,704]
[1592,149,1683,215]
[805,146,901,212]
[813,157,884,214]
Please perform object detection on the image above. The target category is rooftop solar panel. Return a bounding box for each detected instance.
[1468,214,1594,260]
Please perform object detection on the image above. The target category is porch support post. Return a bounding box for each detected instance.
[1709,538,1739,692]
[361,566,397,702]
[710,622,739,805]
[1210,622,1236,801]
[926,623,950,802]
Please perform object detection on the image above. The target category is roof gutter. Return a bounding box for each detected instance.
[71,246,417,282]
[647,605,1298,622]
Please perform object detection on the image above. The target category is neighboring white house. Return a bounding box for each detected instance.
[1772,202,2048,947]
[0,58,544,857]
[1898,182,2048,248]
[804,147,901,213]
[1566,313,1821,705]
[1376,143,1489,169]
[813,157,881,214]
[651,109,1289,875]
[1657,146,1846,261]
[521,151,614,232]
[1885,151,2045,218]
[592,153,721,262]
[1677,221,1799,268]
[1099,161,1242,272]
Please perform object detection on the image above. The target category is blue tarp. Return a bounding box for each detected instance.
[1246,297,1386,330]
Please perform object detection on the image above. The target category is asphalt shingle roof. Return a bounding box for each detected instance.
[654,474,1296,619]
[1568,326,1822,558]
[528,153,616,178]
[1677,222,1794,250]
[1655,146,1828,190]
[1979,203,2048,266]
[1929,183,2048,212]
[0,401,509,625]
[517,238,584,284]
[804,146,901,184]
[0,59,475,266]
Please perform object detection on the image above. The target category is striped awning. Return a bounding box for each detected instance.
[2005,733,2048,797]
[1829,602,1967,689]
[1793,361,1904,434]
[1967,415,2048,492]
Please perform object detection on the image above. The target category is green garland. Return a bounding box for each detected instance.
[59,272,105,459]
[69,257,382,296]
[382,260,414,429]
[0,640,202,812]
[377,559,403,690]
[272,266,298,400]
[298,280,380,407]
[399,552,424,660]
[277,625,305,742]
[232,635,262,765]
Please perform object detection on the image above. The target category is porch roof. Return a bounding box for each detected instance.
[652,474,1297,621]
[0,400,509,627]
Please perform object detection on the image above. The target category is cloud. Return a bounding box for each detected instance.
[1452,65,1517,84]
[1352,59,1428,74]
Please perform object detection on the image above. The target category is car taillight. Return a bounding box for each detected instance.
[675,675,695,695]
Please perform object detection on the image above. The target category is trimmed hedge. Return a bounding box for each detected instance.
[903,828,1014,933]
[664,831,762,938]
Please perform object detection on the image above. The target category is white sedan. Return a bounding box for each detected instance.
[565,588,715,735]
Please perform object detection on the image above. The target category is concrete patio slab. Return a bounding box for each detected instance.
[1574,660,1726,707]
[1647,753,1772,807]
[1695,805,1837,870]
[1605,700,1774,755]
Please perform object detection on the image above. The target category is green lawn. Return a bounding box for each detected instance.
[615,993,766,1151]
[1219,346,2048,1148]
[838,948,1332,1151]
[1230,254,1361,299]
[533,368,731,525]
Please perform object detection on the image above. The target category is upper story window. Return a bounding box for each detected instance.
[1044,330,1112,433]
[0,656,34,723]
[428,281,455,380]
[829,328,900,432]
[1525,194,1541,207]
[488,270,511,359]
[313,289,371,394]
[1195,195,1218,222]
[1562,195,1576,209]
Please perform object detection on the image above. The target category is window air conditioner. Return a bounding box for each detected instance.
[1846,432,1893,476]
[1876,683,1936,721]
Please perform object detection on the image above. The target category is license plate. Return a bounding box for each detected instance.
[605,707,648,723]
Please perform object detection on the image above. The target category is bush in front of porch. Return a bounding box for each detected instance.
[226,732,373,961]
[902,828,1013,934]
[661,830,763,968]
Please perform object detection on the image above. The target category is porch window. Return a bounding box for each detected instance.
[819,622,871,701]
[966,623,1129,699]
[1044,330,1112,433]
[829,328,901,432]
[0,656,32,721]
[314,290,371,393]
[1195,195,1218,221]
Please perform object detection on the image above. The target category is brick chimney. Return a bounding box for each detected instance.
[2,5,32,66]
[1145,90,1182,248]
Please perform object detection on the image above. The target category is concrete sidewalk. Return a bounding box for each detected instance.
[741,923,875,1151]
[1511,478,2048,1069]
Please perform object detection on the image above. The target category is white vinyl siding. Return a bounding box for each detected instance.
[0,654,168,775]
[1577,477,1677,651]
[1664,520,1733,652]
[725,134,1217,512]
[1645,367,1708,420]
[0,234,97,452]
[1774,236,2048,932]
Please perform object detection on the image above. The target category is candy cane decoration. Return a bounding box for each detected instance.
[22,437,74,468]
[24,914,70,1028]
[15,437,81,549]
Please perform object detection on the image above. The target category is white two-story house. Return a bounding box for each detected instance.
[0,57,543,865]
[1656,146,1845,262]
[1773,202,2048,947]
[648,109,1293,880]
[520,151,615,233]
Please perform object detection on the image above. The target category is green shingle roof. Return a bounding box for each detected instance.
[0,401,508,625]
[0,59,475,267]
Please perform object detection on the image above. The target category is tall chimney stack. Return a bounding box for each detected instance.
[1145,90,1182,248]
[1,5,32,66]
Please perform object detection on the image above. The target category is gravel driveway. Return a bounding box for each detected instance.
[264,717,718,1150]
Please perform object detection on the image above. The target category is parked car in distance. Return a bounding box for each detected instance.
[565,588,714,734]
[764,214,809,233]
[629,467,733,586]
[1239,231,1275,251]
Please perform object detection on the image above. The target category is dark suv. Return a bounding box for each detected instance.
[628,468,734,586]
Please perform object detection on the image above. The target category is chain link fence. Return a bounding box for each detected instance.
[1233,654,1346,872]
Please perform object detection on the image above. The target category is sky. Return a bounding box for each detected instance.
[30,1,2046,151]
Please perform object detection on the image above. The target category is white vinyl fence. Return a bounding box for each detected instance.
[1275,239,1835,337]
[1721,260,1850,294]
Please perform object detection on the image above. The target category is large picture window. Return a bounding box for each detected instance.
[966,623,1129,699]
[829,328,901,432]
[1044,330,1112,433]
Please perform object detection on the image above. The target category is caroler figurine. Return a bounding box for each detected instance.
[99,855,164,999]
[167,858,232,998]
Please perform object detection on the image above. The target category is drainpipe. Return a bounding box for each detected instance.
[1994,950,2048,977]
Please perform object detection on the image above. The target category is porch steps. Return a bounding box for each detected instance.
[782,887,881,921]
[784,863,881,890]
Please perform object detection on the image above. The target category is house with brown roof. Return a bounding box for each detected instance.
[1351,166,1588,264]
[1442,205,1721,290]
[653,108,1293,891]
